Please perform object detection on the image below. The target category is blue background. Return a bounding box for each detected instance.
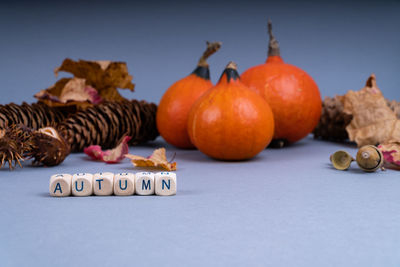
[0,0,399,104]
[1,0,400,266]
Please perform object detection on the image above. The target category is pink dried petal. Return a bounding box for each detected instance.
[85,86,102,104]
[378,143,400,167]
[84,136,131,164]
[84,145,103,161]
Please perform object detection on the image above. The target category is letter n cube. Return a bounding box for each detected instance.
[155,172,176,196]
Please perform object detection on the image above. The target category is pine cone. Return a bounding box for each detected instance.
[57,100,158,152]
[0,102,66,130]
[313,96,353,141]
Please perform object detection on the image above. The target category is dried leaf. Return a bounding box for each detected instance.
[84,136,131,164]
[342,74,400,147]
[378,142,400,169]
[125,148,177,171]
[36,58,135,108]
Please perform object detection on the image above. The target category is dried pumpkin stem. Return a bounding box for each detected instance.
[226,61,238,70]
[365,74,377,88]
[198,41,222,67]
[268,19,281,57]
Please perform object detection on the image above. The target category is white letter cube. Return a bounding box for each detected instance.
[72,173,93,196]
[93,172,114,196]
[114,173,135,196]
[155,172,177,196]
[135,172,155,195]
[49,174,72,197]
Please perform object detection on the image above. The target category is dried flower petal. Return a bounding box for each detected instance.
[343,74,400,146]
[378,142,400,169]
[125,148,177,171]
[84,136,131,164]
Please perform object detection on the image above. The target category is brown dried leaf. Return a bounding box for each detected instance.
[125,148,177,171]
[343,74,400,147]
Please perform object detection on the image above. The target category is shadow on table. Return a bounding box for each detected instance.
[37,189,201,198]
[37,192,53,198]
[323,163,385,175]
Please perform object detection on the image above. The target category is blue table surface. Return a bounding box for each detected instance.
[1,136,399,267]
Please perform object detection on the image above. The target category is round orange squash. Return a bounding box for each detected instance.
[241,21,322,147]
[187,62,275,160]
[157,42,221,149]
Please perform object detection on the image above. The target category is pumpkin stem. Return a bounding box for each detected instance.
[198,41,222,67]
[365,74,377,88]
[219,61,240,82]
[267,19,280,57]
[226,61,237,70]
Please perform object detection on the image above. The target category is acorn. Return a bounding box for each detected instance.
[330,150,354,170]
[356,145,384,172]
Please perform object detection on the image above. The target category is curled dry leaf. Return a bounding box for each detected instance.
[35,78,102,105]
[125,148,177,171]
[84,136,131,164]
[378,142,400,169]
[35,58,135,108]
[343,74,400,147]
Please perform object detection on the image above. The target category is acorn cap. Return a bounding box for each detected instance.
[356,145,384,172]
[330,150,354,170]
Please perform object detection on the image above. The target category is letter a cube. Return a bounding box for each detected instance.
[93,172,114,196]
[72,173,93,196]
[49,174,72,197]
[114,173,135,196]
[155,172,177,196]
[135,172,155,195]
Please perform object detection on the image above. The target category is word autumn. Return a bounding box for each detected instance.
[49,172,177,197]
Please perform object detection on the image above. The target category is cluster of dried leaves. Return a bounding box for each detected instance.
[317,74,400,168]
[35,59,135,109]
[342,75,400,147]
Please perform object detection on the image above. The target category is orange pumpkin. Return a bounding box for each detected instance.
[187,62,275,160]
[241,21,322,147]
[157,42,221,149]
